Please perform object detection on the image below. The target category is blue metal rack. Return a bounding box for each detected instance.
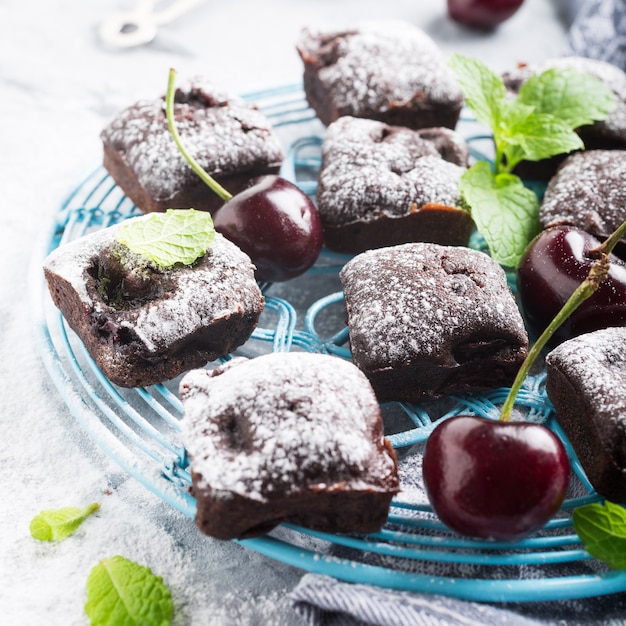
[31,84,626,603]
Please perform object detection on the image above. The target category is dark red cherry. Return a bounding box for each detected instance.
[447,0,524,29]
[212,176,323,283]
[517,226,626,345]
[423,415,570,541]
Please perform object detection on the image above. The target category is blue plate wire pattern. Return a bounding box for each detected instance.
[31,84,626,602]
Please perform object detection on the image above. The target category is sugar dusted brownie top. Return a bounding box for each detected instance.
[297,20,464,129]
[101,78,284,211]
[318,116,469,229]
[340,243,528,401]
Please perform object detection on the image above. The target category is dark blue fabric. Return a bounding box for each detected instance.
[568,0,626,69]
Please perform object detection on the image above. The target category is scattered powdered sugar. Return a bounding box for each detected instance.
[546,326,626,416]
[179,352,394,501]
[299,20,463,117]
[540,150,626,238]
[100,77,284,202]
[317,116,467,226]
[340,243,527,368]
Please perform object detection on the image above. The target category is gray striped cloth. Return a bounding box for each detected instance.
[291,575,541,626]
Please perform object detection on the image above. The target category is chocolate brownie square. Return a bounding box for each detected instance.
[317,116,473,254]
[101,78,284,214]
[546,326,626,502]
[296,21,464,130]
[340,243,528,402]
[180,352,399,539]
[43,220,264,388]
[540,150,626,257]
[503,56,626,179]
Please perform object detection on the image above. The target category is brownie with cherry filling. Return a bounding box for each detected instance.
[43,219,264,388]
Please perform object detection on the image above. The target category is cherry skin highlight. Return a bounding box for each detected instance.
[212,176,323,283]
[447,0,524,29]
[517,226,626,345]
[422,415,570,541]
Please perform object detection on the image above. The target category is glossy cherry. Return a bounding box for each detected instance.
[517,226,626,345]
[447,0,524,29]
[211,175,323,283]
[423,415,570,541]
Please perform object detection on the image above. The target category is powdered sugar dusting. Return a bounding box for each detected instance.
[340,243,527,368]
[540,150,626,239]
[298,20,462,118]
[317,116,467,227]
[180,353,395,501]
[100,77,284,202]
[546,326,626,416]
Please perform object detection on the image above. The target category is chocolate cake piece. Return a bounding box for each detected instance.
[540,150,626,257]
[179,352,400,540]
[546,327,626,502]
[101,78,284,214]
[340,243,528,402]
[296,21,464,130]
[503,56,626,179]
[317,116,473,254]
[43,222,264,388]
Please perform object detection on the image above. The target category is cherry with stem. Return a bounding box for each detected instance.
[164,68,323,283]
[423,218,626,542]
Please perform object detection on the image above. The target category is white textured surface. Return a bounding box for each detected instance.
[1,1,573,624]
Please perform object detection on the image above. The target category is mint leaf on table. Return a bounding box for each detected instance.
[30,503,100,541]
[573,501,626,570]
[85,555,173,626]
[115,208,215,269]
[459,162,540,267]
[518,67,617,130]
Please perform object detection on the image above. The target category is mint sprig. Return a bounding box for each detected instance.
[115,208,215,269]
[459,162,540,268]
[30,502,100,541]
[449,54,616,267]
[85,555,173,626]
[574,501,626,569]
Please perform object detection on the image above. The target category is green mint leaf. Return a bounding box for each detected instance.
[502,111,584,164]
[30,503,100,541]
[574,501,626,569]
[85,555,173,626]
[448,53,506,129]
[518,67,617,130]
[459,162,540,268]
[115,209,215,269]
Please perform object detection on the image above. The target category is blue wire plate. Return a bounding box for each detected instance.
[31,84,626,603]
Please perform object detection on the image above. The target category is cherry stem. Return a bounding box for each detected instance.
[499,218,626,423]
[165,68,233,202]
